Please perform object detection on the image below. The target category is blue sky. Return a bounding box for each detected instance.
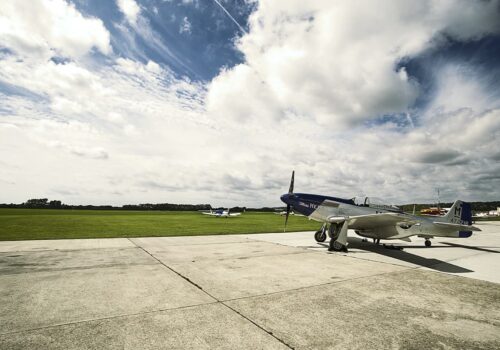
[73,0,254,80]
[1,0,500,206]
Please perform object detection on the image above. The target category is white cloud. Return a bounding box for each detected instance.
[207,0,500,128]
[1,0,500,207]
[0,0,111,59]
[116,0,141,26]
[429,64,499,113]
[179,17,192,34]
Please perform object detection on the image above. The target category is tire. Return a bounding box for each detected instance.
[314,230,327,242]
[328,224,341,240]
[329,240,346,252]
[425,240,432,247]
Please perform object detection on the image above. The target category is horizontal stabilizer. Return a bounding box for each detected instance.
[433,221,481,231]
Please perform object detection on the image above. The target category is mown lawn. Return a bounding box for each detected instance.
[0,209,320,241]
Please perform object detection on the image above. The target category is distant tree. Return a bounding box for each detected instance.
[24,198,49,208]
[122,203,211,211]
[49,200,62,208]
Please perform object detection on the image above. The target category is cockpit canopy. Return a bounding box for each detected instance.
[353,196,401,211]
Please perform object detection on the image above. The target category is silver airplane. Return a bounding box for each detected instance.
[202,208,241,217]
[280,171,481,252]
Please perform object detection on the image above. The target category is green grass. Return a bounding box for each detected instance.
[0,209,320,241]
[474,216,500,221]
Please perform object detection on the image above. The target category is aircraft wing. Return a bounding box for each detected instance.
[327,213,417,229]
[433,222,481,231]
[229,213,241,216]
[202,212,217,216]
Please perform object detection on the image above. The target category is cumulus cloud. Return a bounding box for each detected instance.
[116,0,141,26]
[1,0,500,206]
[0,0,111,59]
[207,0,500,128]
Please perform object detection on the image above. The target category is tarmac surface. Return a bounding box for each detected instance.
[0,221,499,349]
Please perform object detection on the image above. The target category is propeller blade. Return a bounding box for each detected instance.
[284,170,295,232]
[284,204,291,232]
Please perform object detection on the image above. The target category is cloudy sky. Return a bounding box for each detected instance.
[1,0,500,207]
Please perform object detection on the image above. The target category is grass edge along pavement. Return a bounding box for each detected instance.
[0,209,320,241]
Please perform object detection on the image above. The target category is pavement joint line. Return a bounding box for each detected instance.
[215,236,422,270]
[411,262,500,284]
[127,238,295,349]
[300,240,491,271]
[339,243,490,268]
[0,301,220,337]
[0,262,160,276]
[0,264,484,338]
[0,246,139,254]
[439,242,500,253]
[329,244,500,285]
[325,250,432,269]
[220,266,417,304]
[172,250,318,264]
[257,238,418,269]
[332,247,498,284]
[138,233,499,284]
[218,301,295,349]
[128,239,256,247]
[328,249,446,270]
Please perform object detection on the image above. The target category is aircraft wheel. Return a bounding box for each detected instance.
[329,240,346,252]
[328,224,341,240]
[314,230,327,242]
[425,239,432,247]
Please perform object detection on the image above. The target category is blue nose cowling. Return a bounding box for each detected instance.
[280,193,289,204]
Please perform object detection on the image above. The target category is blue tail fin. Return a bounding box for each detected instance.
[460,202,472,225]
[444,200,472,225]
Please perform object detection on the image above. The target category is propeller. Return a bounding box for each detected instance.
[284,170,295,232]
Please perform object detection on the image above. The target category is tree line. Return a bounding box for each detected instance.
[0,198,212,211]
[400,201,500,213]
[1,198,498,213]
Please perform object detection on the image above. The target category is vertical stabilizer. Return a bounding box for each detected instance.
[443,200,472,225]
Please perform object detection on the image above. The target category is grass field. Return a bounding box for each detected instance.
[0,209,320,241]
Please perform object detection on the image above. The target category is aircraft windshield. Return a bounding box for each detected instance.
[354,196,400,211]
[353,196,369,206]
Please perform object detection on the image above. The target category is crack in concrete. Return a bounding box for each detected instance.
[0,301,220,336]
[128,238,295,349]
[0,261,159,276]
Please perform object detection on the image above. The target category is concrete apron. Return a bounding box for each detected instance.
[0,225,499,349]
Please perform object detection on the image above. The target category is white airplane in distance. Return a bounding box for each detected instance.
[274,210,303,217]
[275,209,295,216]
[280,171,481,252]
[202,208,241,218]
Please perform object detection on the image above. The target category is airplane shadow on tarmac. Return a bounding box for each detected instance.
[317,237,475,273]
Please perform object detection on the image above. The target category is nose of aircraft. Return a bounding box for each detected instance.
[280,193,290,204]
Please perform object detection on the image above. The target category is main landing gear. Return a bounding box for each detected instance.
[327,223,348,252]
[314,222,348,252]
[425,239,432,247]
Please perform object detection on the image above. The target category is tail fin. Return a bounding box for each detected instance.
[443,200,472,225]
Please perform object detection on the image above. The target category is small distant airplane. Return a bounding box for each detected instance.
[274,209,302,216]
[202,209,241,218]
[280,171,481,252]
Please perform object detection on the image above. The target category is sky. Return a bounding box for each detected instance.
[1,0,500,207]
